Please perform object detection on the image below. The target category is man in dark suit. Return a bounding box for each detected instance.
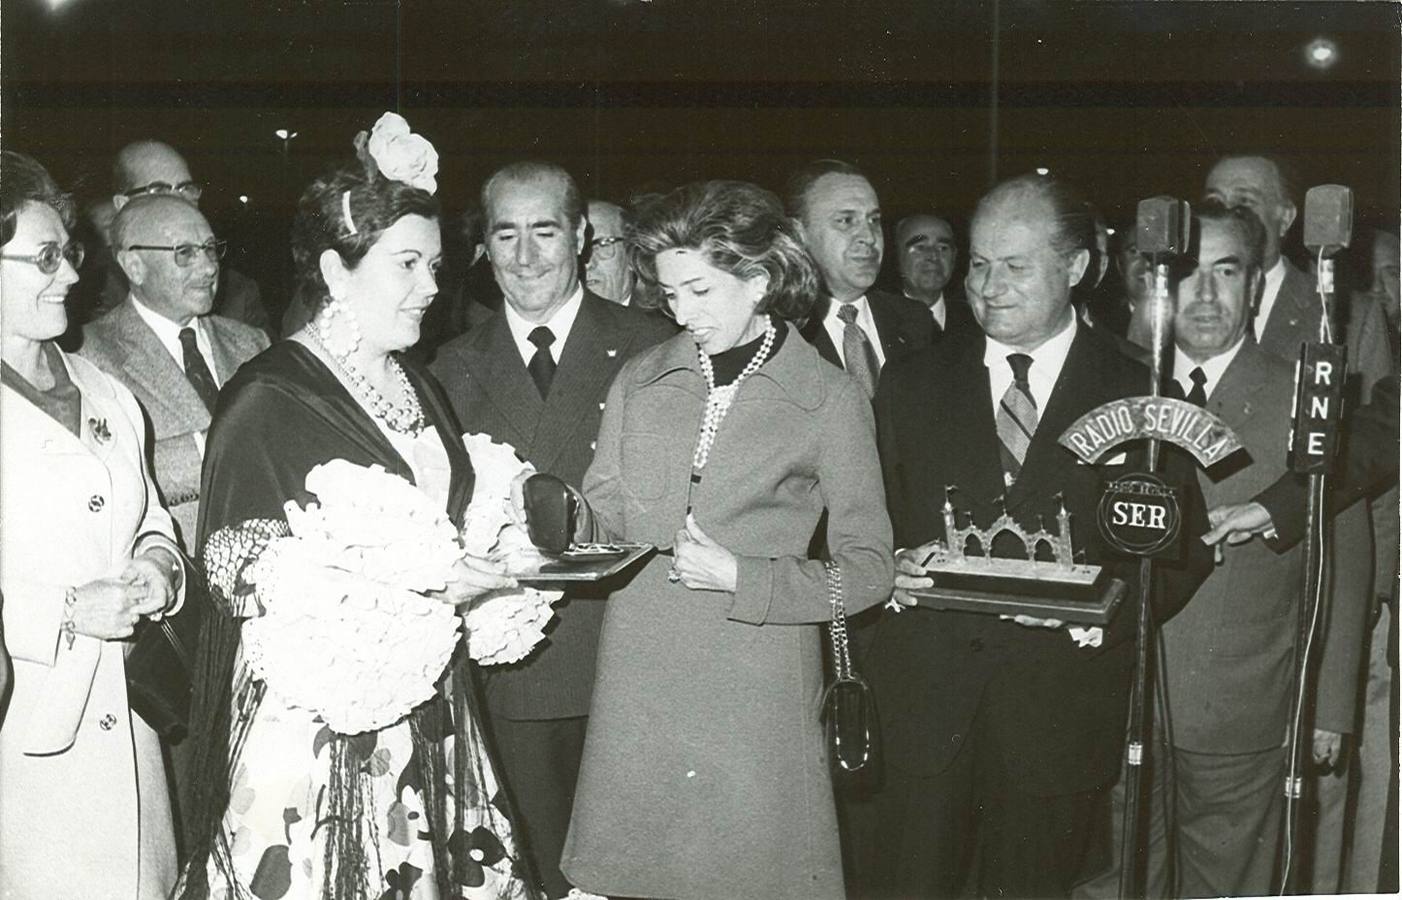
[430,161,675,899]
[859,174,1211,899]
[784,159,931,394]
[1078,202,1367,897]
[895,212,977,343]
[1206,155,1381,881]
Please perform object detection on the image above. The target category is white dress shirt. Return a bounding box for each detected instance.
[130,294,220,385]
[1172,336,1245,402]
[903,291,947,329]
[820,295,887,368]
[1253,257,1286,340]
[503,284,584,367]
[982,312,1078,422]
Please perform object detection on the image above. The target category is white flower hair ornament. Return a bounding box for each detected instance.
[342,111,439,236]
[356,111,439,195]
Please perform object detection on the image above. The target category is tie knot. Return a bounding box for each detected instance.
[1189,366,1207,388]
[1007,353,1033,387]
[179,326,199,349]
[528,326,555,350]
[836,303,859,325]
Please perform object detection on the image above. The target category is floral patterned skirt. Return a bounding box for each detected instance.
[207,665,528,900]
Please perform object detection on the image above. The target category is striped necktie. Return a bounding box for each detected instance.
[836,303,880,398]
[996,352,1037,485]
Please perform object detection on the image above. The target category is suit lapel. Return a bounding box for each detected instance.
[205,318,245,384]
[110,301,210,433]
[799,298,842,368]
[868,291,911,361]
[944,337,1007,513]
[531,294,618,473]
[466,311,545,452]
[1259,261,1313,355]
[1208,341,1270,425]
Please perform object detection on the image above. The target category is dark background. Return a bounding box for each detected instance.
[3,0,1399,311]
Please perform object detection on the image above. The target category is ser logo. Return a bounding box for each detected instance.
[1097,474,1180,558]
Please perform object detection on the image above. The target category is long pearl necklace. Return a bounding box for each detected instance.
[308,324,427,437]
[692,320,778,470]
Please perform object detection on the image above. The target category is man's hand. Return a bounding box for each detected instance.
[890,543,937,608]
[1201,502,1275,563]
[1313,728,1345,769]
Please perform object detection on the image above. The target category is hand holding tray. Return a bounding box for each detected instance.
[502,542,655,584]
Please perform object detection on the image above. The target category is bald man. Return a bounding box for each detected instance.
[81,195,268,552]
[98,140,271,334]
[895,212,976,341]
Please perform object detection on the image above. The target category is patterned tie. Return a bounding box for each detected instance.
[179,326,219,413]
[1185,366,1208,407]
[836,303,880,398]
[527,326,557,398]
[996,353,1038,485]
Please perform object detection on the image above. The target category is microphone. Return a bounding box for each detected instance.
[1303,185,1353,257]
[1136,196,1190,257]
[1136,197,1191,388]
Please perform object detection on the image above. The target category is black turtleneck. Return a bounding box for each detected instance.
[707,318,786,387]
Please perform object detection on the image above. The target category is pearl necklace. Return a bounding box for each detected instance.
[692,320,778,470]
[308,325,427,437]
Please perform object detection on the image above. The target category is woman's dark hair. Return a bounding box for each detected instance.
[1,151,74,246]
[290,159,439,314]
[629,180,820,321]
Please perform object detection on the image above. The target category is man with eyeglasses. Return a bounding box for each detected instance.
[583,199,634,305]
[80,194,268,551]
[92,140,271,335]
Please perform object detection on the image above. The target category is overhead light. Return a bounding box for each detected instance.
[274,129,299,141]
[238,195,250,204]
[1304,37,1339,70]
[1035,167,1050,176]
[1106,227,1116,236]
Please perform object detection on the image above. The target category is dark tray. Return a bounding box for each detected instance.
[507,542,655,584]
[908,576,1129,625]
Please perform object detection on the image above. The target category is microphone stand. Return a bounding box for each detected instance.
[1118,256,1172,899]
[1280,254,1339,893]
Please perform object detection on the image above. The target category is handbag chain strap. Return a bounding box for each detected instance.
[824,560,853,681]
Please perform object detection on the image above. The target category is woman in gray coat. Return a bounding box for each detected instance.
[558,181,894,899]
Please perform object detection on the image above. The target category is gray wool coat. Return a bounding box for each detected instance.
[561,324,894,900]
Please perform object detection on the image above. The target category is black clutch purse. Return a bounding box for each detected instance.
[125,579,204,742]
[819,560,882,792]
[522,473,578,554]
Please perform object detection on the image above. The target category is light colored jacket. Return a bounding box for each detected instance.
[0,350,179,899]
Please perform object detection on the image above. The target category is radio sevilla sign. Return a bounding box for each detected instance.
[1058,396,1243,468]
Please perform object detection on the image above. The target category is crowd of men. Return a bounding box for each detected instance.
[52,137,1401,898]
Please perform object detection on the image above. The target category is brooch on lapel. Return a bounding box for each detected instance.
[88,417,112,444]
[606,348,618,358]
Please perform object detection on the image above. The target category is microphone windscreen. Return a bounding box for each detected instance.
[1137,196,1190,256]
[1303,185,1353,252]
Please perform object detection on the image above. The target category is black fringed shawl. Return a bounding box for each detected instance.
[180,340,503,899]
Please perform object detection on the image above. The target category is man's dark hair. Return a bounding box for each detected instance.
[782,159,869,222]
[1196,197,1269,272]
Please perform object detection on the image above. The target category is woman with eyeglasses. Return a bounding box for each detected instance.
[0,151,183,897]
[554,181,894,899]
